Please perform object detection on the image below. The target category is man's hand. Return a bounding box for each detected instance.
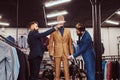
[54,24,63,30]
[67,55,73,59]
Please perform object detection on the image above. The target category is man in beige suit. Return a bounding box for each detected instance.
[48,15,74,80]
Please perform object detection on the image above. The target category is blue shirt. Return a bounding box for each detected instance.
[11,47,20,80]
[59,27,64,36]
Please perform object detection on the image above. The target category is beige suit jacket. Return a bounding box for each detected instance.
[48,28,74,57]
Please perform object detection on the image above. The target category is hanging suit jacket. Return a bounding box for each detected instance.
[48,28,73,57]
[27,28,55,59]
[73,31,96,80]
[0,40,14,80]
[16,48,29,80]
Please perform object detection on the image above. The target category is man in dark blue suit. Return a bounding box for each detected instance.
[27,21,62,80]
[68,23,96,80]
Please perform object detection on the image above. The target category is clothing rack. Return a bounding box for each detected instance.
[0,35,21,49]
[102,55,120,61]
[0,35,29,80]
[102,55,120,80]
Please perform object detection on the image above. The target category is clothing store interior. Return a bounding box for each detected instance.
[0,0,120,80]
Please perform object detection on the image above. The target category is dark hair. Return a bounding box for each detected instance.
[75,23,85,31]
[28,21,38,28]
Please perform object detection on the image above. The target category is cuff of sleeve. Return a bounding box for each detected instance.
[71,55,74,59]
[52,27,56,31]
[53,25,58,30]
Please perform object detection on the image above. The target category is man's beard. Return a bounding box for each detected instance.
[60,26,64,29]
[77,33,82,36]
[34,28,39,31]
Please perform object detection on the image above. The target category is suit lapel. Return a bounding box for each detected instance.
[55,28,67,41]
[62,28,66,38]
[81,31,86,41]
[56,30,63,40]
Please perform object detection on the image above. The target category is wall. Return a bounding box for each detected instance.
[0,27,120,56]
[0,28,28,39]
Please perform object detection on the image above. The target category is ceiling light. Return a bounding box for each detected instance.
[0,22,10,26]
[105,20,119,25]
[116,11,120,15]
[47,11,68,18]
[47,21,65,25]
[45,0,71,7]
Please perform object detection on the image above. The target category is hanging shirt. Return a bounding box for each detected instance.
[0,40,14,80]
[6,35,15,43]
[11,47,20,80]
[18,36,28,48]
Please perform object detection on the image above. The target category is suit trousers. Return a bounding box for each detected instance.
[54,54,69,80]
[29,56,42,80]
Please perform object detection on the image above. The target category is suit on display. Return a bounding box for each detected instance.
[48,27,73,80]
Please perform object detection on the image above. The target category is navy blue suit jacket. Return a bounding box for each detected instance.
[27,28,55,59]
[73,31,96,80]
[73,31,95,58]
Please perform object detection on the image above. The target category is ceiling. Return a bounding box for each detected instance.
[0,0,120,28]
